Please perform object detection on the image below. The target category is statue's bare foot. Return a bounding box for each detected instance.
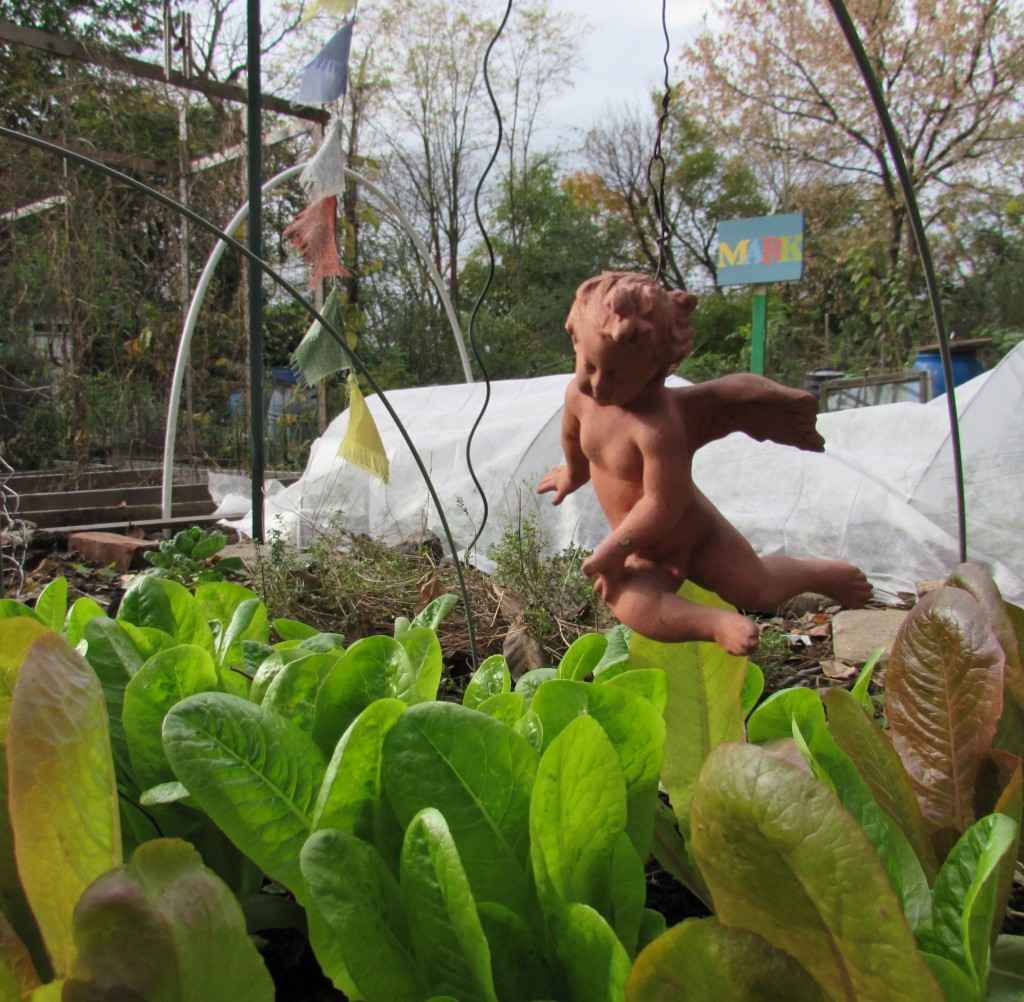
[713,611,760,657]
[823,562,873,608]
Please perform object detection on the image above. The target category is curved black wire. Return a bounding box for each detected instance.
[824,0,967,563]
[463,0,513,559]
[0,125,482,665]
[646,0,673,285]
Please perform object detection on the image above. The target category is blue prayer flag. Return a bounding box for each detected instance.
[297,20,355,104]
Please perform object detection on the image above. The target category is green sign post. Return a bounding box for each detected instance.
[716,213,804,375]
[751,285,768,376]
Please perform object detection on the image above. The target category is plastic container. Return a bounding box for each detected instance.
[912,338,989,395]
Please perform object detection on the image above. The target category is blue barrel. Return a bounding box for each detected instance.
[912,338,989,396]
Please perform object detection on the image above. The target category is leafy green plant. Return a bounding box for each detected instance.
[142,526,247,586]
[0,617,273,1000]
[1,573,274,894]
[156,617,665,1001]
[5,560,1021,1001]
[628,566,1024,1001]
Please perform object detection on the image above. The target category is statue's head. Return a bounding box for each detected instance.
[566,271,697,376]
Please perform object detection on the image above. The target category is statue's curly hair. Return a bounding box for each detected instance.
[566,271,696,370]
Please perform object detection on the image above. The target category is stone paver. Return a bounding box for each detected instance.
[831,608,910,665]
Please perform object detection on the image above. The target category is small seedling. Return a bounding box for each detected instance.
[142,526,246,586]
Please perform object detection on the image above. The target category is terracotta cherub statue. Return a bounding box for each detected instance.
[539,271,872,656]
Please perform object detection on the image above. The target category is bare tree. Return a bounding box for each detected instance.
[364,0,498,312]
[583,100,767,289]
[680,0,1024,274]
[489,0,579,314]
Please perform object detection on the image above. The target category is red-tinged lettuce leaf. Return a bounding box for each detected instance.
[162,692,324,899]
[793,716,932,930]
[948,568,1024,765]
[916,813,1018,993]
[824,687,939,881]
[996,596,1024,763]
[691,742,943,1001]
[400,809,498,1002]
[626,917,827,1001]
[0,619,50,978]
[1005,599,1024,697]
[0,909,41,996]
[887,587,1005,835]
[64,839,273,1001]
[382,702,537,920]
[8,629,121,978]
[945,565,1023,677]
[301,828,423,1002]
[995,692,1024,772]
[628,583,746,842]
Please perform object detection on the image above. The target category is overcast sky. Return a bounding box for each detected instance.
[538,0,713,145]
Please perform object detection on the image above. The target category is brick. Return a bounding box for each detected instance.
[68,531,157,573]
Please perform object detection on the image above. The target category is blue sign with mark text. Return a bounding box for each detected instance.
[716,213,805,286]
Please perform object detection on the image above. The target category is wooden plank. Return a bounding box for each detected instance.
[0,20,328,126]
[38,513,227,537]
[28,500,217,530]
[6,469,196,493]
[17,483,213,514]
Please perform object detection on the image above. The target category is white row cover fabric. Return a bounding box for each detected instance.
[224,341,1024,606]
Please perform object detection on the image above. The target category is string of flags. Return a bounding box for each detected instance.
[286,3,390,484]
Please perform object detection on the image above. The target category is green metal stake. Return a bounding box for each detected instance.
[751,284,767,375]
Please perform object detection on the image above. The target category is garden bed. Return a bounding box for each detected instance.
[4,526,1022,1001]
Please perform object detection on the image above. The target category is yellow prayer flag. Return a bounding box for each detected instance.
[338,373,389,483]
[302,0,357,24]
